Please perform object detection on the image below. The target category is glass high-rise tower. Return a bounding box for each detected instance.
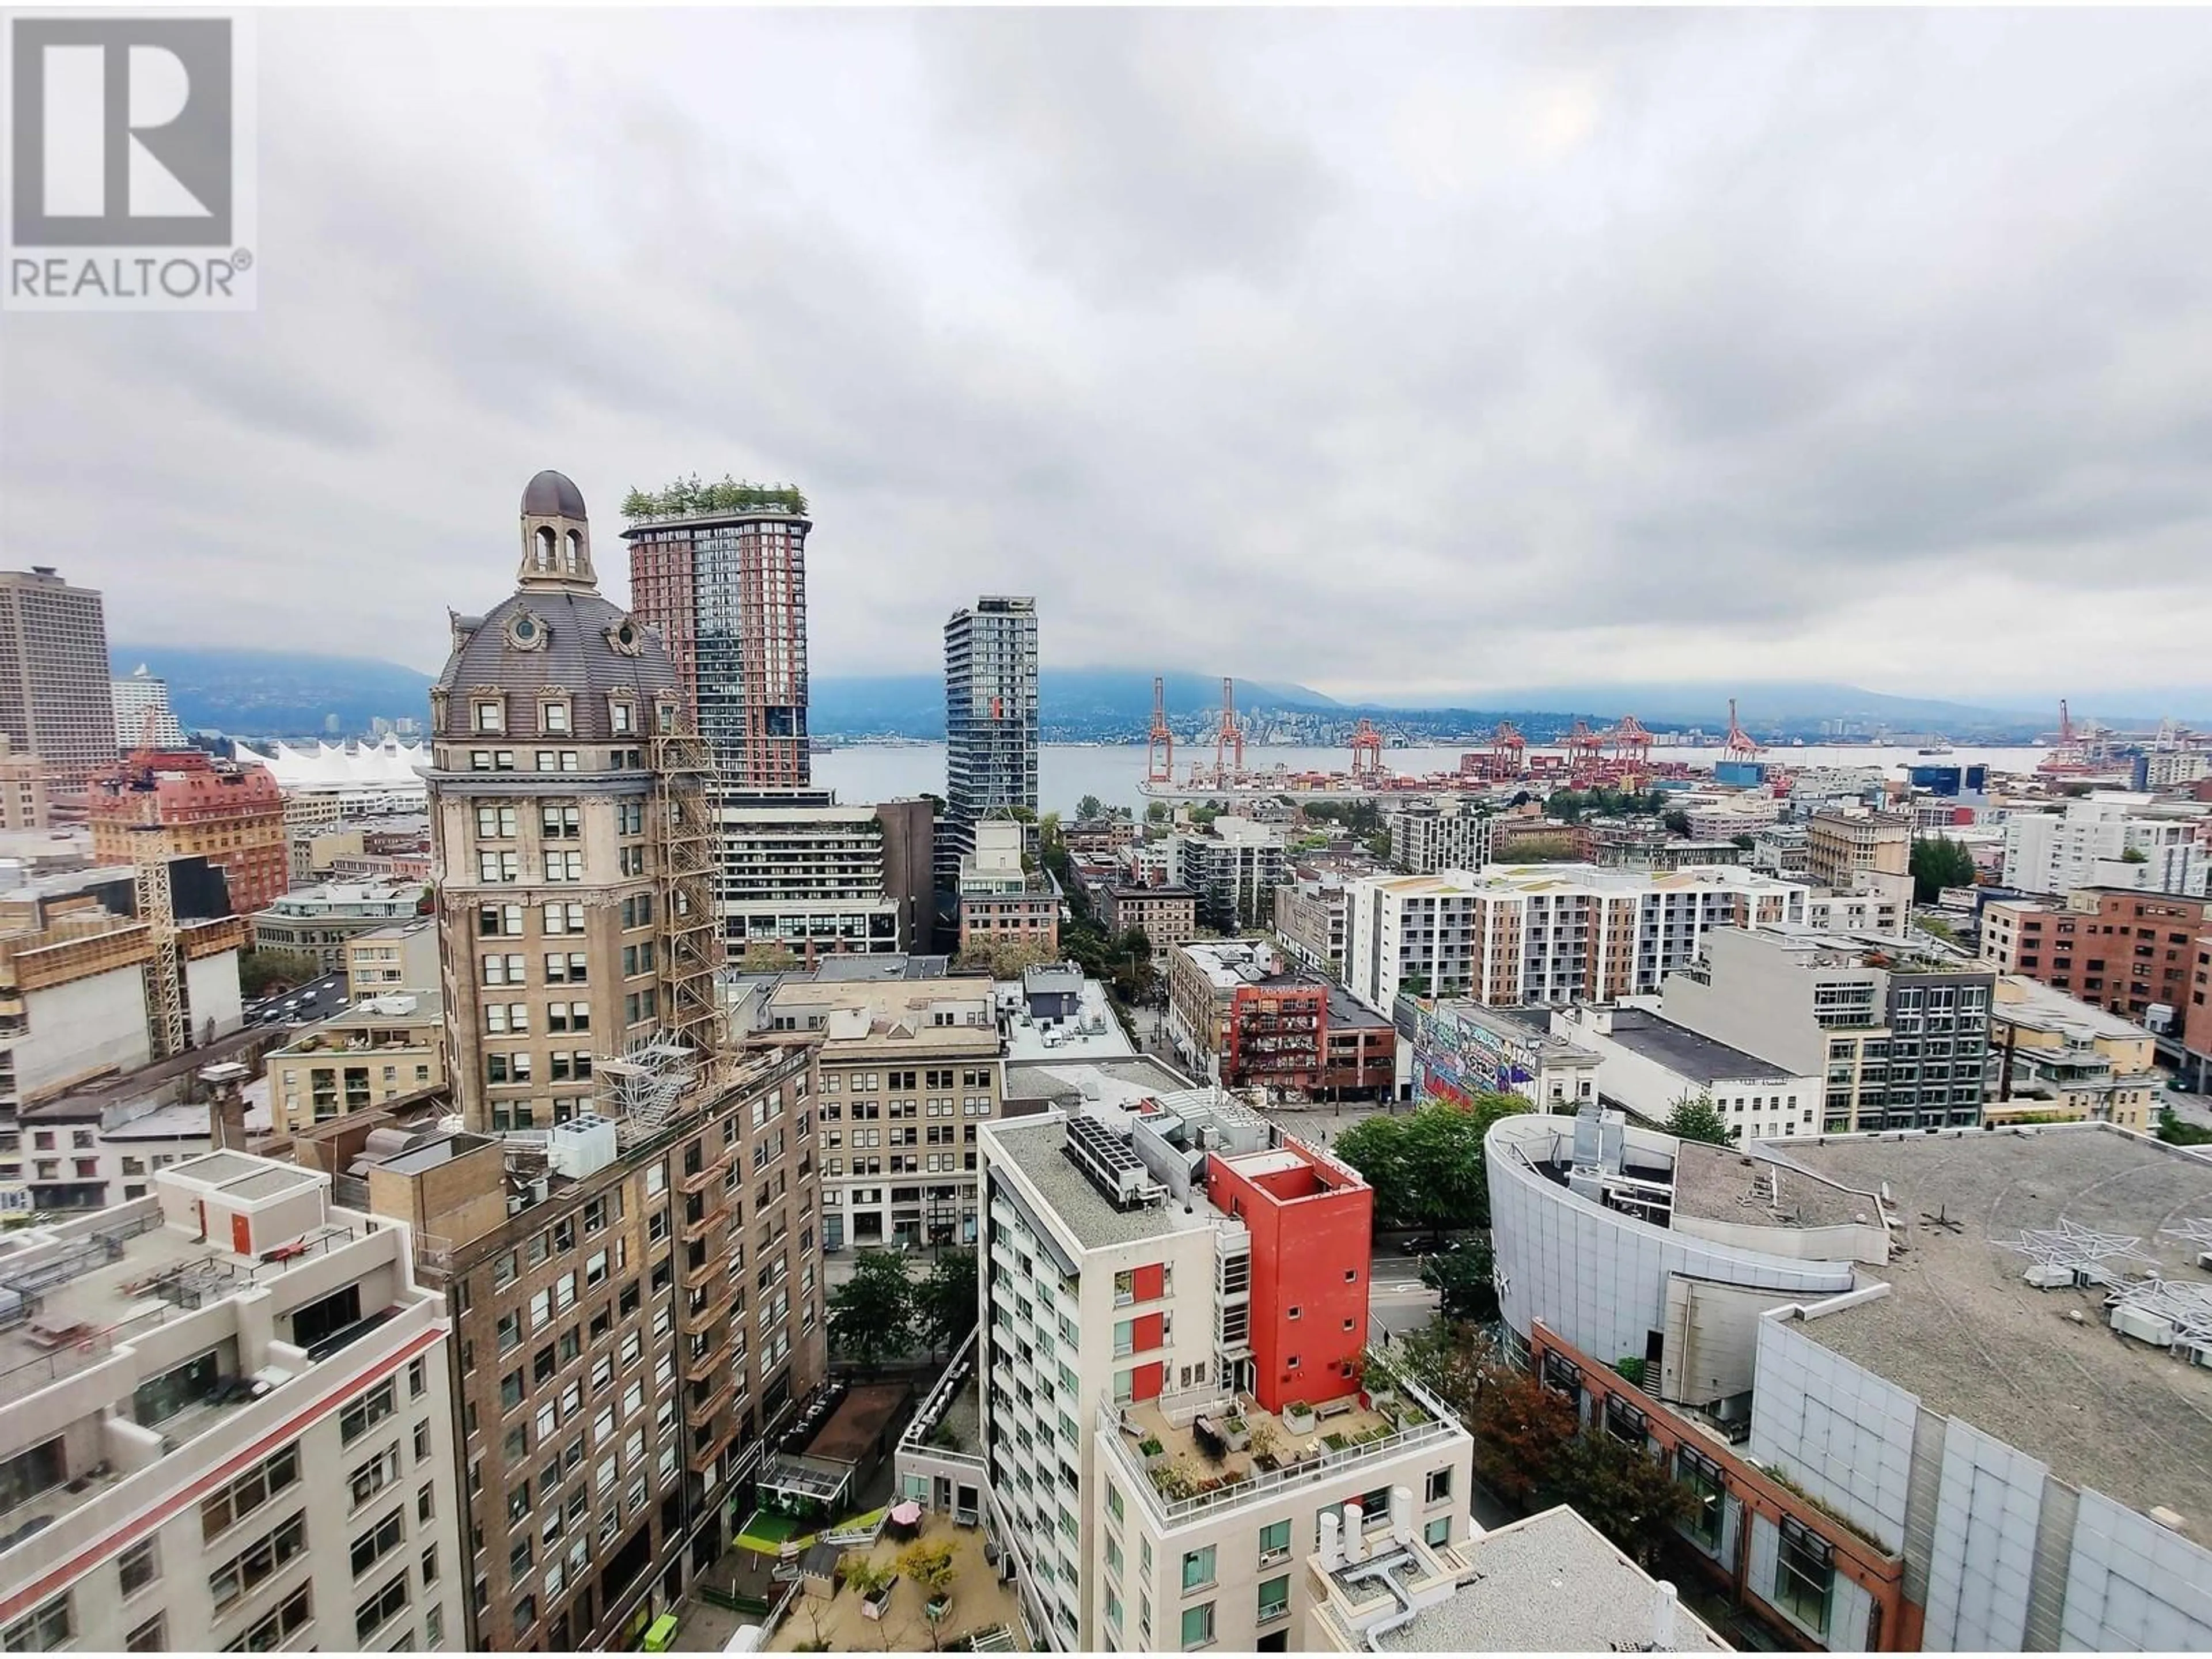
[941,596,1039,888]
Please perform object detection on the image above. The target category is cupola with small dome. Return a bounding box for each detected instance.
[431,472,687,745]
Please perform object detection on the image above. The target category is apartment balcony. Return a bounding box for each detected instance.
[683,1255,722,1297]
[680,1291,724,1336]
[687,1376,736,1430]
[682,1196,728,1244]
[681,1153,730,1197]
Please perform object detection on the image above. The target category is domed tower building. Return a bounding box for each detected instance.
[429,471,721,1132]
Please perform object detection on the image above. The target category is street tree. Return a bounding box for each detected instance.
[1467,1361,1577,1508]
[1419,1237,1499,1321]
[1547,1427,1698,1571]
[1910,834,1979,902]
[828,1250,916,1375]
[1663,1093,1732,1147]
[915,1247,979,1359]
[1334,1097,1526,1236]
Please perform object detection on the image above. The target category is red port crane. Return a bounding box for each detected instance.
[1349,718,1385,783]
[1722,698,1762,759]
[1564,719,1607,778]
[1477,721,1526,781]
[1213,676,1245,787]
[1146,676,1175,785]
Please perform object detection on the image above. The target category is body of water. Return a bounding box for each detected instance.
[814,743,2050,818]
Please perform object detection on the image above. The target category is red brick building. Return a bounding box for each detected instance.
[1166,940,1396,1099]
[88,747,287,915]
[1529,1321,1912,1649]
[1981,888,2211,1044]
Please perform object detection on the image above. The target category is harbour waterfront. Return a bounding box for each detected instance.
[816,743,2050,818]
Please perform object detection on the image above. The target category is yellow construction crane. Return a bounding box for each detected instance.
[128,822,187,1061]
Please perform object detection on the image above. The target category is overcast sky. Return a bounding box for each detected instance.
[7,10,2212,703]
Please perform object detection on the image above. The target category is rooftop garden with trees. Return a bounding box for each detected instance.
[621,473,809,519]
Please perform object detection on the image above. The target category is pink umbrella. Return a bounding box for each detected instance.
[889,1502,924,1527]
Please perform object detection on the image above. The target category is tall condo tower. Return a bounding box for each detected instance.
[0,566,117,792]
[624,488,810,787]
[940,596,1039,888]
[427,470,720,1131]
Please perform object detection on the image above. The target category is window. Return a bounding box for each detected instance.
[1774,1518,1833,1635]
[350,1444,402,1510]
[1423,1516,1452,1548]
[544,849,584,882]
[541,702,570,735]
[474,699,505,734]
[541,804,580,840]
[1180,1601,1215,1649]
[202,1444,300,1539]
[209,1511,307,1609]
[351,1508,405,1577]
[356,1572,410,1642]
[118,1536,159,1594]
[1256,1574,1290,1624]
[546,950,589,983]
[125,1613,165,1651]
[1181,1544,1215,1592]
[1425,1467,1453,1503]
[3,1595,70,1653]
[479,903,524,937]
[1676,1446,1725,1551]
[340,1380,396,1445]
[225,1586,311,1653]
[1257,1518,1290,1565]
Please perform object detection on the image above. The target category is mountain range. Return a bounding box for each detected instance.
[115,646,2196,741]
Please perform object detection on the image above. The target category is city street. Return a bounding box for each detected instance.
[1366,1253,1441,1339]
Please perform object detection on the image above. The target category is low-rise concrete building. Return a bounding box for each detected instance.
[0,1152,465,1656]
[1400,998,1600,1112]
[1094,882,1196,960]
[1304,1501,1729,1652]
[1551,1003,1823,1141]
[1985,974,2158,1130]
[263,993,447,1135]
[249,882,427,976]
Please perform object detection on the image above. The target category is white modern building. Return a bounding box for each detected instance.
[979,1099,1473,1652]
[2001,791,2210,896]
[1384,800,1493,876]
[1551,1004,1823,1141]
[1169,817,1290,932]
[232,738,431,822]
[1344,864,1808,1017]
[1662,925,1993,1133]
[108,666,185,750]
[0,1152,464,1654]
[1486,1109,2212,1651]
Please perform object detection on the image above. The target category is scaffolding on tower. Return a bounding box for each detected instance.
[1348,718,1385,784]
[1146,676,1175,785]
[648,725,724,1065]
[128,824,188,1062]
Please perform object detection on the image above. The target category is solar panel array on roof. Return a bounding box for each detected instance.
[1064,1114,1151,1210]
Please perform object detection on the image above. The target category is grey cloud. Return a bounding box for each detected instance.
[4,9,2212,699]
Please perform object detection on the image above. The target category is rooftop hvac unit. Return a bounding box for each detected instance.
[2022,1264,2075,1290]
[547,1114,619,1182]
[2111,1304,2178,1348]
